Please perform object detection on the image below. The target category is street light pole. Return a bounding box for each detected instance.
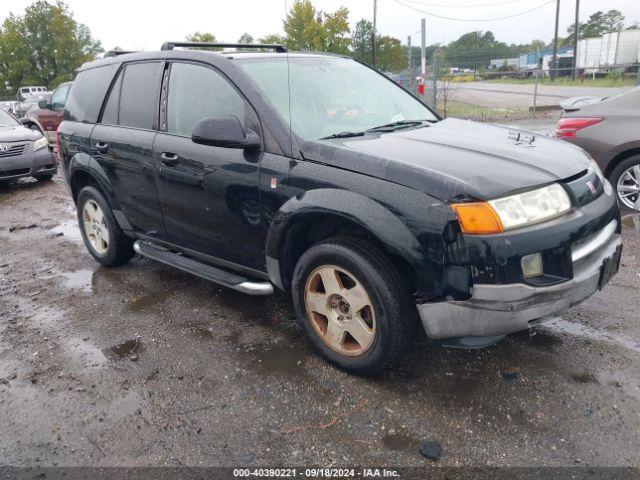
[572,0,580,80]
[551,0,560,81]
[372,0,377,66]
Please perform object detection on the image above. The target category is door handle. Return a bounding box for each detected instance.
[160,152,180,167]
[94,141,109,154]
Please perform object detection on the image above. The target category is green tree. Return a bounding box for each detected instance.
[238,33,254,44]
[566,9,626,41]
[376,36,404,72]
[259,33,287,45]
[185,31,222,50]
[283,0,350,54]
[0,0,102,95]
[351,19,373,64]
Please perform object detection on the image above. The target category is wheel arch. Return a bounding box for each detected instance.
[265,189,427,294]
[68,158,133,232]
[604,146,640,179]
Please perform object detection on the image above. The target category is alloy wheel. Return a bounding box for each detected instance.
[82,199,109,255]
[304,265,376,356]
[617,164,640,210]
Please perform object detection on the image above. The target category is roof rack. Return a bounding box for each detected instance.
[104,50,138,57]
[160,41,287,53]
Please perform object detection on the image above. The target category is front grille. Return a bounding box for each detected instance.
[0,143,28,158]
[0,168,30,177]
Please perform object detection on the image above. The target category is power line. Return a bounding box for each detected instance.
[402,0,529,8]
[391,0,556,21]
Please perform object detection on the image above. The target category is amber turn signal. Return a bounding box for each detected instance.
[451,202,504,234]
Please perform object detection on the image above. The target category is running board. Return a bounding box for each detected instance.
[133,240,274,295]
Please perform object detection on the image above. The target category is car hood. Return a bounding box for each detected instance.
[0,125,40,143]
[307,118,591,202]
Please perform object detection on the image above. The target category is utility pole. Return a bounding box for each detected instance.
[407,35,413,93]
[572,0,580,80]
[372,0,377,66]
[420,18,426,100]
[551,0,561,81]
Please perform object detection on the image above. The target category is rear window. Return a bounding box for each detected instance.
[64,64,119,123]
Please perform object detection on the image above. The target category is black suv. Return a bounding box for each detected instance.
[58,43,622,374]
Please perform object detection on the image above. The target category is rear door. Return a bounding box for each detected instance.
[153,61,263,268]
[91,61,167,239]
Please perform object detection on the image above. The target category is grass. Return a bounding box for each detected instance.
[438,100,530,122]
[482,75,637,88]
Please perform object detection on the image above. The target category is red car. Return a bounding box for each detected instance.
[25,81,72,142]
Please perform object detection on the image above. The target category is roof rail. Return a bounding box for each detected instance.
[104,50,138,57]
[160,41,287,53]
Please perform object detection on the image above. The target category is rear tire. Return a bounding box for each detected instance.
[291,237,417,375]
[609,155,640,211]
[77,186,134,267]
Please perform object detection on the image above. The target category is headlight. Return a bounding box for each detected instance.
[33,136,49,152]
[452,184,571,234]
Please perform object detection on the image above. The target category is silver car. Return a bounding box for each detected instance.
[556,87,640,211]
[0,108,57,183]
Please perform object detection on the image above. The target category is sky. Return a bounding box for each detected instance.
[1,0,639,51]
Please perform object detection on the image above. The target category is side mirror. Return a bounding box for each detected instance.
[191,116,260,150]
[38,100,49,109]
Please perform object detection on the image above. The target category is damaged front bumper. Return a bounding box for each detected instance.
[418,219,622,342]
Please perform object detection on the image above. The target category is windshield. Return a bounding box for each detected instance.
[238,56,437,140]
[0,108,19,127]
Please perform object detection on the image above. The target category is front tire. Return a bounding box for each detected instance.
[609,155,640,211]
[77,186,134,266]
[292,238,417,375]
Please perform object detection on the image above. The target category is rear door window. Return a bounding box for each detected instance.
[118,62,163,130]
[65,63,119,123]
[100,71,123,125]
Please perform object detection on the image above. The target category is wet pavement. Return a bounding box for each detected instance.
[1,176,639,469]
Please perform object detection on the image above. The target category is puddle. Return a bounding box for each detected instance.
[382,433,413,451]
[61,269,94,293]
[510,328,564,351]
[104,338,144,360]
[546,319,640,354]
[248,343,307,376]
[128,290,173,312]
[622,213,640,233]
[570,372,598,384]
[49,221,83,243]
[103,390,143,420]
[67,338,108,367]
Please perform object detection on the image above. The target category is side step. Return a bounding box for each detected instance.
[133,240,274,296]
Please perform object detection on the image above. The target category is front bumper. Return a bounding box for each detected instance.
[0,145,56,182]
[418,219,622,340]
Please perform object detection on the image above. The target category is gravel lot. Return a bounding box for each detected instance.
[1,167,639,471]
[448,82,632,109]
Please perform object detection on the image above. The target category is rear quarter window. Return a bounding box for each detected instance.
[64,64,119,123]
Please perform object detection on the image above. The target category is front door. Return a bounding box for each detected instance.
[153,61,264,269]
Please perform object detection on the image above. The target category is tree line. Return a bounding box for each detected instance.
[0,0,101,97]
[1,0,638,97]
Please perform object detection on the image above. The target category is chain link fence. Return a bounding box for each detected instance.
[393,63,638,123]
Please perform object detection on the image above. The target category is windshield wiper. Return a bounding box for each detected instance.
[367,119,431,132]
[319,131,365,140]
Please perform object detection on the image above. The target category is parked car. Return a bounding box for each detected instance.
[0,107,57,183]
[58,44,621,374]
[25,82,72,142]
[556,87,640,211]
[16,85,50,102]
